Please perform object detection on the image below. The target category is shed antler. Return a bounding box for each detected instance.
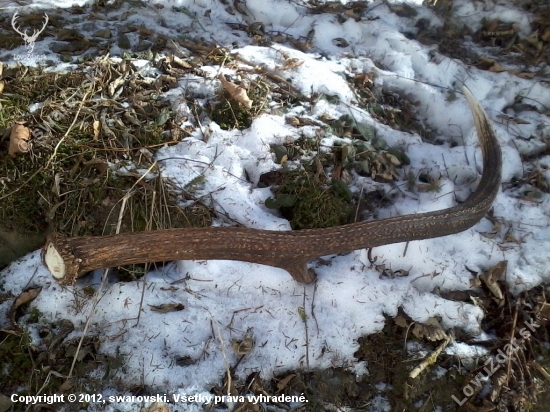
[42,88,502,285]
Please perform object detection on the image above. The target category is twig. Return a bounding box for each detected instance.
[354,185,364,223]
[531,361,550,382]
[409,336,452,379]
[212,316,232,397]
[302,289,310,370]
[311,282,319,335]
[505,305,519,385]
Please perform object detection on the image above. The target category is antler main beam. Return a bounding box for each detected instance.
[42,88,501,285]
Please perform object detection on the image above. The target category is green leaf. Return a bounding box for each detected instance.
[353,140,373,154]
[371,136,387,150]
[156,108,171,126]
[264,197,280,209]
[355,121,376,141]
[331,180,352,202]
[359,160,371,173]
[341,144,355,163]
[272,145,288,163]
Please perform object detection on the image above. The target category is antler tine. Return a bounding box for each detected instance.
[41,13,49,31]
[11,10,25,36]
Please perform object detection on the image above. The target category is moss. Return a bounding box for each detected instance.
[3,67,88,104]
[27,307,41,324]
[273,170,350,230]
[82,285,96,297]
[1,143,123,235]
[210,78,270,130]
[211,98,252,130]
[0,96,29,130]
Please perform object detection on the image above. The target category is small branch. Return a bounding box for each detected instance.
[409,336,452,379]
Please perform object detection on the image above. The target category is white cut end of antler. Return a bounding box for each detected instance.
[44,243,65,279]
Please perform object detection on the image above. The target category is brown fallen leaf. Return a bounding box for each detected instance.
[276,373,296,393]
[488,62,506,72]
[353,72,374,88]
[412,320,448,342]
[515,71,537,79]
[8,287,42,328]
[394,314,410,328]
[167,54,192,69]
[148,303,185,313]
[92,120,100,140]
[333,37,349,47]
[480,260,507,300]
[231,332,254,355]
[0,393,13,412]
[285,116,300,127]
[538,302,550,321]
[58,378,74,392]
[141,402,170,412]
[83,158,108,174]
[478,56,505,73]
[218,74,253,109]
[8,124,30,157]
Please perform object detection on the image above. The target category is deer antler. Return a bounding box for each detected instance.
[42,88,502,286]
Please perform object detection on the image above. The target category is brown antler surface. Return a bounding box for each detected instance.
[42,88,502,285]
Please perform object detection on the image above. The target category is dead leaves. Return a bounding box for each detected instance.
[478,56,539,78]
[411,318,449,342]
[275,373,296,393]
[0,287,42,335]
[478,56,506,73]
[231,332,255,356]
[538,302,550,321]
[218,74,253,109]
[393,313,451,379]
[395,314,449,343]
[149,303,185,313]
[479,260,507,301]
[8,124,31,157]
[141,403,170,412]
[473,16,549,77]
[332,37,349,48]
[307,1,366,22]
